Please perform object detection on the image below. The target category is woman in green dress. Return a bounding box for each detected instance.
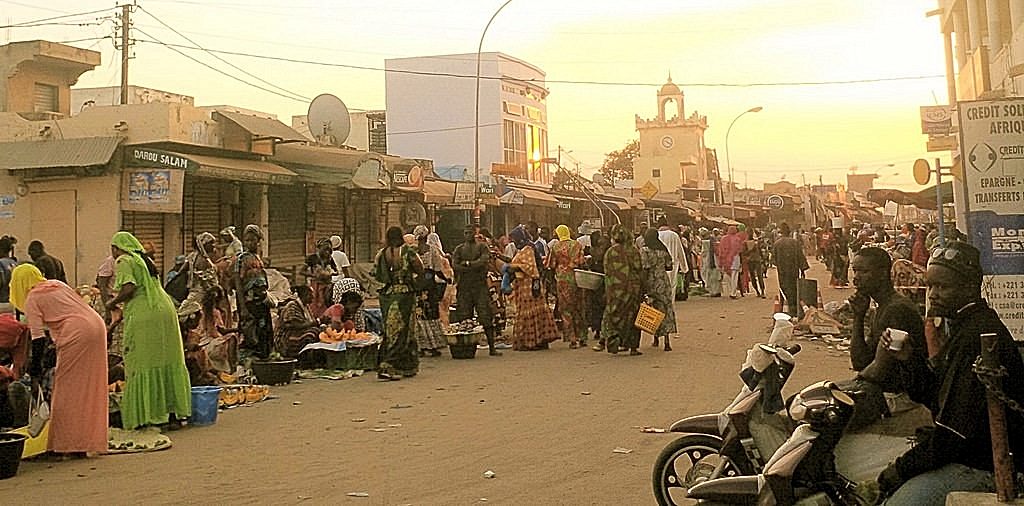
[601,224,643,356]
[106,231,191,429]
[372,226,424,380]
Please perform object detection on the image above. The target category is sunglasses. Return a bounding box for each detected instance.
[929,246,981,270]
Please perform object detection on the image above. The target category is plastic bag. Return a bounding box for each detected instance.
[29,388,49,437]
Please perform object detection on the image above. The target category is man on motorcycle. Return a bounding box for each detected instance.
[848,247,927,396]
[876,241,1024,505]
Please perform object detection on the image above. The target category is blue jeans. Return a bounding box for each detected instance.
[884,463,994,505]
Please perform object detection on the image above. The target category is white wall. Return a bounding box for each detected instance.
[385,53,545,182]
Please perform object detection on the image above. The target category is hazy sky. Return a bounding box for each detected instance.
[2,0,948,190]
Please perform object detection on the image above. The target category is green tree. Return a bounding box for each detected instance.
[600,139,639,183]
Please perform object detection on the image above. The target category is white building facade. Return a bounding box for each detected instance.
[384,52,550,184]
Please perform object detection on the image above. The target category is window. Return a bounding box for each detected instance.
[33,83,58,113]
[502,120,527,173]
[652,168,662,178]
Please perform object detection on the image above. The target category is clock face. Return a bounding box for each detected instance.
[660,135,674,149]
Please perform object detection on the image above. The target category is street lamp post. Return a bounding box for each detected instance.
[474,0,514,225]
[725,106,763,219]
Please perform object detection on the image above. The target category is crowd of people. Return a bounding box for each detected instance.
[0,213,1021,506]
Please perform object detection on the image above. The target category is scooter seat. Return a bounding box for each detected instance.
[687,475,762,503]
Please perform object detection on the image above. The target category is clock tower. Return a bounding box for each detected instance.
[634,74,709,198]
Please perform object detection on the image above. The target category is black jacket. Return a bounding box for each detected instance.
[891,301,1024,480]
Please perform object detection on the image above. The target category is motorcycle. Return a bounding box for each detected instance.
[653,313,802,506]
[686,379,921,505]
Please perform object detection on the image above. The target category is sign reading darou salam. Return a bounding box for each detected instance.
[958,97,1024,339]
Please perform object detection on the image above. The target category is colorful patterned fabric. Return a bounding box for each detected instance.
[602,227,643,351]
[548,239,586,343]
[641,247,677,337]
[373,245,420,376]
[510,244,559,350]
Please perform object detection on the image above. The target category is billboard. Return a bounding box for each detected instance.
[957,98,1024,339]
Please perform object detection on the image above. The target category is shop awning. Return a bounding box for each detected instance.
[420,179,456,205]
[186,153,297,184]
[500,187,557,207]
[273,144,386,188]
[704,215,742,226]
[0,136,122,171]
[866,182,953,210]
[214,111,308,143]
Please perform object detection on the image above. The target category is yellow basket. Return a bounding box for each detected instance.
[634,302,665,334]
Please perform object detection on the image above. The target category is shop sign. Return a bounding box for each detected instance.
[479,183,495,195]
[765,194,785,210]
[957,97,1024,339]
[920,105,953,136]
[392,165,424,190]
[453,182,476,204]
[0,194,15,219]
[126,147,199,172]
[121,168,185,213]
[926,135,957,152]
[556,199,572,210]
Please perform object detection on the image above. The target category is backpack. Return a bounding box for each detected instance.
[0,258,17,303]
[164,261,190,303]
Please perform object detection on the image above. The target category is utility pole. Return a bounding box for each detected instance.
[116,3,134,105]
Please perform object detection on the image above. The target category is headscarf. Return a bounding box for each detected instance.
[177,299,202,318]
[9,264,46,312]
[111,231,162,306]
[608,224,631,246]
[555,225,571,242]
[508,225,530,249]
[243,224,263,240]
[403,234,417,246]
[413,225,430,240]
[642,228,667,252]
[330,235,343,249]
[426,233,444,254]
[316,238,331,249]
[195,232,216,257]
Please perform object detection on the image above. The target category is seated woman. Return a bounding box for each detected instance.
[178,301,218,386]
[198,286,239,379]
[322,291,368,334]
[275,286,320,359]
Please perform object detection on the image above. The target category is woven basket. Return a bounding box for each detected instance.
[634,302,665,334]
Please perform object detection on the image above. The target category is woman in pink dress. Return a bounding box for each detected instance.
[10,264,108,457]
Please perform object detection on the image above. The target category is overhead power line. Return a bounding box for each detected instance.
[0,6,115,28]
[133,38,945,88]
[134,27,310,103]
[136,5,310,102]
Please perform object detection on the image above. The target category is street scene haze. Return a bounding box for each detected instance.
[0,1,1023,505]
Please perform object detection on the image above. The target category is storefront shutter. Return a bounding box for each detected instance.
[182,177,224,249]
[268,184,307,275]
[122,211,165,273]
[314,185,344,240]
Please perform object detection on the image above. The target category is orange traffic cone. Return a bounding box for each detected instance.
[773,293,783,313]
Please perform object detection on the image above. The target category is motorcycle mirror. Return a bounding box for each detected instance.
[759,344,778,354]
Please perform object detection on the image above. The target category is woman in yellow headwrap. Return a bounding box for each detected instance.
[105,231,191,429]
[10,264,108,456]
[545,224,587,348]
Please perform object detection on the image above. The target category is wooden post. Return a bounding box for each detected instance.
[979,332,1017,502]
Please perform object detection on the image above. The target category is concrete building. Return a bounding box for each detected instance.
[384,52,550,184]
[763,180,798,195]
[634,76,710,197]
[846,173,879,196]
[71,85,194,115]
[933,0,1024,100]
[0,40,100,119]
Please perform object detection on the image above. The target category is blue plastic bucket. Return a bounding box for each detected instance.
[190,386,222,426]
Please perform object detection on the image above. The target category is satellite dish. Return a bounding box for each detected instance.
[307,94,351,147]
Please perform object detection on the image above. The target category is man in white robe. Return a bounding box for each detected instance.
[656,218,689,298]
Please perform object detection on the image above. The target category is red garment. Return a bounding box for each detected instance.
[716,232,744,274]
[911,230,928,267]
[0,313,29,377]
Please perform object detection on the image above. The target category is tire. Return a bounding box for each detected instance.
[652,434,740,506]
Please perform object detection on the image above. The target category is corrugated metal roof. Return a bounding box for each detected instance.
[186,152,297,183]
[214,110,307,142]
[0,136,122,170]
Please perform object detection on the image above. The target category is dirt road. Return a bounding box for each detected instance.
[9,262,855,505]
